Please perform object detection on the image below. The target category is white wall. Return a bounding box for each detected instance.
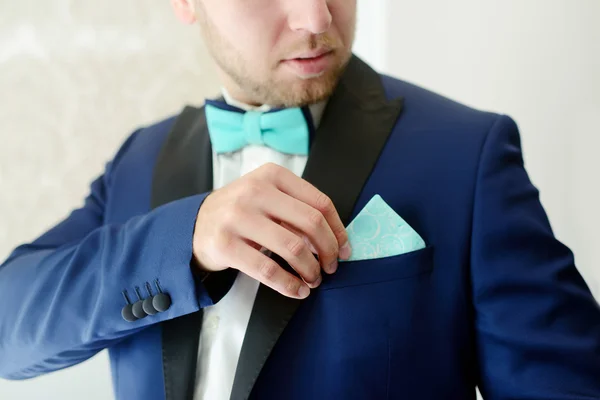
[1,0,598,399]
[355,0,600,299]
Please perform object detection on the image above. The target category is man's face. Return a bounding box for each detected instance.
[176,0,356,107]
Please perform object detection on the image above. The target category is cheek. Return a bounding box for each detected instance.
[330,0,357,46]
[211,1,284,61]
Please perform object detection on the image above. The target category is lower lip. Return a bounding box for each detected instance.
[282,52,333,78]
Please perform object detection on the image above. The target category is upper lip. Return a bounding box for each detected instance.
[287,48,331,60]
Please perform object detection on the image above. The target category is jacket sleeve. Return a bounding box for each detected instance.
[471,115,600,398]
[0,129,215,380]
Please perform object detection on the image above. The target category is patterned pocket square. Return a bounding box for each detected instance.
[341,195,426,262]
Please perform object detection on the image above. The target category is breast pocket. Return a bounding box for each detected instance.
[319,245,435,290]
[303,246,435,398]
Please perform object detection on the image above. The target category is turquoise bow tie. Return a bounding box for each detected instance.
[205,103,310,155]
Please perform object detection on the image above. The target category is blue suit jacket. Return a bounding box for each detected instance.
[1,56,599,400]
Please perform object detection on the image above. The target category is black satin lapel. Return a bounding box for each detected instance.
[229,55,405,400]
[152,106,213,207]
[151,106,212,400]
[301,56,404,224]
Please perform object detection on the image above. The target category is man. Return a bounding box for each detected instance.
[0,0,599,399]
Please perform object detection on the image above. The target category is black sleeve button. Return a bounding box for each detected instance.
[153,280,172,312]
[131,287,148,319]
[121,291,138,322]
[142,282,159,315]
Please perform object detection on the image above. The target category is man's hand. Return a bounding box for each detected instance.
[192,163,352,299]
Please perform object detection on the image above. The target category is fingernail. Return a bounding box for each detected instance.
[312,276,323,287]
[339,242,352,260]
[328,260,338,274]
[298,285,310,299]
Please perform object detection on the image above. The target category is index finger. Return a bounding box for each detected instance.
[264,165,351,260]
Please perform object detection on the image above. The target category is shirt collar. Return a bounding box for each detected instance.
[221,87,328,129]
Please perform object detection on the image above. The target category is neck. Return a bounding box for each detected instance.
[221,87,273,113]
[223,88,263,108]
[218,70,264,107]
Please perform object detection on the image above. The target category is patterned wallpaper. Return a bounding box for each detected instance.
[0,1,219,398]
[0,0,220,258]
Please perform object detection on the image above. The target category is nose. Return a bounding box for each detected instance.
[288,0,332,35]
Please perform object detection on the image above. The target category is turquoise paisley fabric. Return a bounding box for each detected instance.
[341,195,426,262]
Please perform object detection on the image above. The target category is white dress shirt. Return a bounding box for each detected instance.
[193,90,326,400]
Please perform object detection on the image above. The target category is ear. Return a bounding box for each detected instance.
[170,0,197,25]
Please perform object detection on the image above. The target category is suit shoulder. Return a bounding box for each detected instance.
[380,74,500,135]
[106,108,188,178]
[131,104,207,149]
[121,106,198,157]
[131,112,180,147]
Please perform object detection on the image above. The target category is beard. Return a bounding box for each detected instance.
[196,8,353,107]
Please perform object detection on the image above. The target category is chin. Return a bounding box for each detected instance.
[280,54,351,106]
[275,72,340,107]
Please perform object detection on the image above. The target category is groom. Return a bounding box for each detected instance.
[1,0,599,399]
